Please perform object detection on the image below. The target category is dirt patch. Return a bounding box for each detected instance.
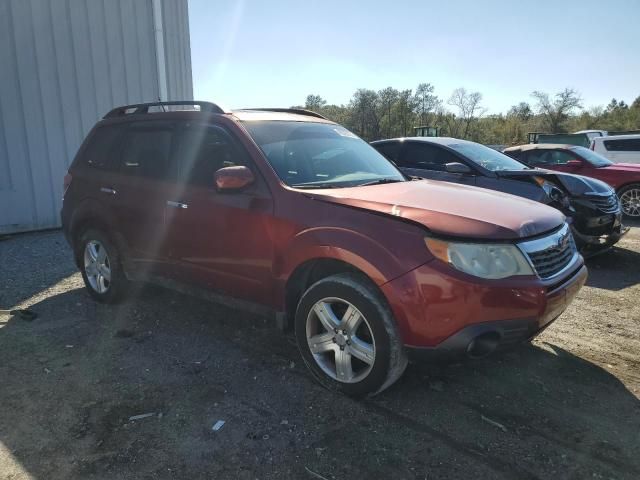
[1,228,639,479]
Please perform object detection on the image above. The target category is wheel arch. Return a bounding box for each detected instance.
[283,256,382,331]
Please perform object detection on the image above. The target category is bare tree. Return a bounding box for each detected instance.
[447,88,485,139]
[531,88,582,133]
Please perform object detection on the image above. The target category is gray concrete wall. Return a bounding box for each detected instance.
[0,0,193,234]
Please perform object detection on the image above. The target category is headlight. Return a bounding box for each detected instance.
[425,238,534,279]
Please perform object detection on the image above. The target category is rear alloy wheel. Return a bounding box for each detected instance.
[77,229,128,303]
[84,240,111,294]
[619,184,640,217]
[295,273,407,397]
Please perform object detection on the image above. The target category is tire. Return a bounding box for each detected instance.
[618,183,640,218]
[294,272,408,397]
[76,228,129,303]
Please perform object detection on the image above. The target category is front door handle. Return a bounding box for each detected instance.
[100,187,117,195]
[167,200,188,209]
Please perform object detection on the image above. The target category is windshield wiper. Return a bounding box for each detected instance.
[357,178,404,187]
[290,183,342,189]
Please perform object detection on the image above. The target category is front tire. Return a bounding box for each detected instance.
[294,273,408,397]
[618,183,640,218]
[76,229,128,303]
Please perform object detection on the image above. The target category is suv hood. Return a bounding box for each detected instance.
[307,180,564,240]
[601,163,640,173]
[496,169,614,196]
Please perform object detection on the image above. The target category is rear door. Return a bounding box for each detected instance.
[164,121,275,305]
[106,120,179,267]
[397,142,477,185]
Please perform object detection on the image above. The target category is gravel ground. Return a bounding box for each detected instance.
[0,226,639,480]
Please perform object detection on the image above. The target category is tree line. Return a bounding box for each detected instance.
[296,85,640,145]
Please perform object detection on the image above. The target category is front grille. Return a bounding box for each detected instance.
[518,224,578,280]
[588,194,619,213]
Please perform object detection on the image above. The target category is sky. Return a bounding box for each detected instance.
[188,0,640,114]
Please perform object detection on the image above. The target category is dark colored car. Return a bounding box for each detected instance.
[61,101,587,396]
[372,137,627,255]
[504,143,640,219]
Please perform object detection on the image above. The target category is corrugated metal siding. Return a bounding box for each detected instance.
[0,0,193,234]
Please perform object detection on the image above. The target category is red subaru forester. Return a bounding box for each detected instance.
[61,101,587,396]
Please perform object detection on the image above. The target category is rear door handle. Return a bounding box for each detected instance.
[167,200,188,209]
[100,187,117,195]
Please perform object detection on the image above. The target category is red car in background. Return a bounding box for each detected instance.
[504,144,640,218]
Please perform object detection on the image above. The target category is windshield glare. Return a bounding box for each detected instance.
[571,146,613,167]
[448,142,529,171]
[242,121,405,187]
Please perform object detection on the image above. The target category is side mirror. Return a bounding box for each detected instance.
[445,162,473,174]
[214,166,254,192]
[565,159,582,167]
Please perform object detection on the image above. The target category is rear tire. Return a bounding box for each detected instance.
[618,183,640,218]
[294,272,408,397]
[76,229,128,303]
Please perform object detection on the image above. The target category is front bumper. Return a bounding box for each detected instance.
[573,220,629,256]
[381,259,587,360]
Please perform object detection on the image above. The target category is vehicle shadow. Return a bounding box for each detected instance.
[585,243,640,290]
[0,230,76,308]
[0,283,639,479]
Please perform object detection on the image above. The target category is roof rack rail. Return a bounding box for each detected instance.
[104,101,227,119]
[237,108,328,120]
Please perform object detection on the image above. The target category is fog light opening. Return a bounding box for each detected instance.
[467,332,501,359]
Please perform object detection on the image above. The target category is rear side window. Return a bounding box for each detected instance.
[604,139,640,152]
[374,142,402,162]
[173,123,249,187]
[526,150,575,166]
[400,142,459,171]
[118,122,175,180]
[79,125,122,169]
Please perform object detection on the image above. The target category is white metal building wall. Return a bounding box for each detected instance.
[0,0,193,234]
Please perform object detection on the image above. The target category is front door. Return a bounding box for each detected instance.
[398,142,477,186]
[164,121,275,306]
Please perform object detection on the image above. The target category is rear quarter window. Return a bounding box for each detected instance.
[604,139,640,152]
[78,125,123,170]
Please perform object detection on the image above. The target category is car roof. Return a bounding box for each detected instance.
[503,143,580,152]
[230,109,335,124]
[372,137,473,146]
[592,133,640,142]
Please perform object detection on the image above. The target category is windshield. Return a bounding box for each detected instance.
[448,142,529,171]
[242,121,405,187]
[570,146,613,167]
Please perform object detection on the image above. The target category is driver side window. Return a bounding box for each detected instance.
[400,143,460,171]
[174,123,248,187]
[550,151,577,165]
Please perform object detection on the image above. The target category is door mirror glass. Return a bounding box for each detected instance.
[444,162,473,174]
[214,166,254,192]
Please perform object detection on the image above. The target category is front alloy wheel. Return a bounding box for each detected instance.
[306,297,376,383]
[295,273,407,397]
[619,185,640,217]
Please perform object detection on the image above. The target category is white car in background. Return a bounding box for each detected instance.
[591,134,640,164]
[575,130,607,141]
